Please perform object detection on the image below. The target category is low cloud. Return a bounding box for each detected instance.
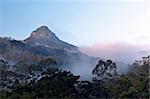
[79,42,150,63]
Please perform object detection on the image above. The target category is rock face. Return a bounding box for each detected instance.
[25,26,79,52]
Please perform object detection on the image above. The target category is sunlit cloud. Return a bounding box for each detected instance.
[80,42,150,63]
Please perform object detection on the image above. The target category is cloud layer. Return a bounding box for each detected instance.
[80,42,150,63]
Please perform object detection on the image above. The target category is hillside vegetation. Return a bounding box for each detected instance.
[0,56,149,98]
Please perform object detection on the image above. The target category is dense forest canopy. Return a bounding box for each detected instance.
[0,55,149,98]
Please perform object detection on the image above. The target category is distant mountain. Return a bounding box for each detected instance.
[0,26,96,72]
[0,26,130,78]
[25,26,79,52]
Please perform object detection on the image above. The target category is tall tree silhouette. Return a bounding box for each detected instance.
[92,59,118,82]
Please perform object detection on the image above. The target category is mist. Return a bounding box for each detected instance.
[68,42,150,79]
[70,56,98,80]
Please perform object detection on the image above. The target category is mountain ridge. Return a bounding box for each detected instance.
[0,26,96,70]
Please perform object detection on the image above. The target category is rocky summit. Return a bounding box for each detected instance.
[25,26,79,52]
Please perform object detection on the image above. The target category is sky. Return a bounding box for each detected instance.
[0,0,150,62]
[0,0,149,46]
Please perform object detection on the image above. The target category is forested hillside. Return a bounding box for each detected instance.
[0,56,149,98]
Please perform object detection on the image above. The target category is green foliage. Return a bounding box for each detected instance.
[119,87,138,98]
[34,70,79,98]
[77,81,113,98]
[126,55,150,98]
[117,75,132,91]
[8,68,80,98]
[0,56,149,98]
[0,91,9,99]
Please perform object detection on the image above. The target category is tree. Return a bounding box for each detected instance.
[119,87,138,98]
[92,59,118,82]
[126,55,150,98]
[112,75,133,97]
[9,67,80,98]
[77,80,112,98]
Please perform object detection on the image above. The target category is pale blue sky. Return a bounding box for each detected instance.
[0,0,149,46]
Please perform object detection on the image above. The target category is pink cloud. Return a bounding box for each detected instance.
[80,42,150,63]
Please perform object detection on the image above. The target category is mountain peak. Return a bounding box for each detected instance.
[36,26,51,32]
[29,26,55,39]
[24,26,79,52]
